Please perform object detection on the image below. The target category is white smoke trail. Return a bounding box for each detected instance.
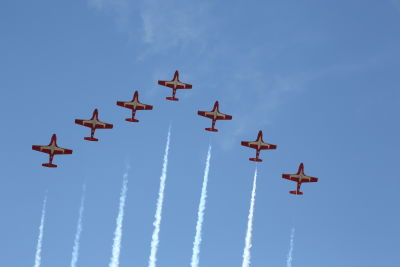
[109,167,130,267]
[191,145,212,267]
[33,195,47,267]
[286,227,295,267]
[242,169,258,267]
[148,126,171,267]
[70,185,86,267]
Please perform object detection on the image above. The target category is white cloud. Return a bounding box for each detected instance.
[88,0,133,33]
[88,0,209,54]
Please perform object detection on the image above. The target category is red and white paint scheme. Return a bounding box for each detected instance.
[241,130,277,162]
[197,101,232,132]
[282,163,318,195]
[75,109,113,141]
[32,134,73,168]
[116,90,153,122]
[157,70,192,101]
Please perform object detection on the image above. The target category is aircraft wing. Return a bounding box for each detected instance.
[54,147,73,155]
[158,81,192,89]
[260,142,277,150]
[282,174,300,182]
[197,111,213,119]
[241,141,277,150]
[135,103,153,110]
[198,111,232,120]
[75,119,92,128]
[176,82,192,89]
[216,112,232,120]
[32,145,73,155]
[302,176,318,183]
[32,145,51,154]
[116,101,129,108]
[116,101,153,111]
[158,80,170,87]
[95,121,114,129]
[282,174,318,183]
[241,141,258,149]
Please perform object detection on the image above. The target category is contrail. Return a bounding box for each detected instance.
[191,145,212,267]
[286,227,295,267]
[242,169,258,267]
[70,185,86,267]
[109,167,130,267]
[33,195,47,267]
[148,126,171,267]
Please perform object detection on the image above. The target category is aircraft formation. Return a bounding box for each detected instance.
[32,70,319,195]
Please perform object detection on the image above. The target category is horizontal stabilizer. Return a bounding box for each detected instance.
[205,128,218,132]
[125,118,139,123]
[249,158,262,162]
[290,190,303,195]
[166,96,179,101]
[84,137,99,142]
[42,163,57,168]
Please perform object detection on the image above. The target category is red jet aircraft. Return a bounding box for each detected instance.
[158,70,192,101]
[32,134,73,168]
[241,130,277,162]
[75,108,113,141]
[282,163,318,195]
[197,101,232,132]
[116,91,153,122]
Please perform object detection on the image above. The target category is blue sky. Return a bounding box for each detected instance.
[1,0,399,266]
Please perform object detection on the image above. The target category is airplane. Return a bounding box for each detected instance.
[32,134,73,168]
[197,101,232,132]
[75,108,113,141]
[158,70,192,101]
[116,90,153,122]
[241,130,277,162]
[282,163,318,195]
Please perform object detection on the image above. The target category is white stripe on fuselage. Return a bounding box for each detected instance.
[165,77,186,89]
[124,99,145,109]
[205,110,223,120]
[248,138,267,151]
[40,144,64,154]
[82,119,106,128]
[290,174,312,182]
